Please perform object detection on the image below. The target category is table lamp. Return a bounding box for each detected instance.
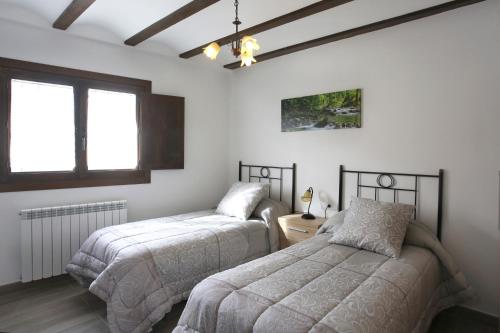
[301,187,315,220]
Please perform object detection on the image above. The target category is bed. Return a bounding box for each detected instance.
[65,162,296,333]
[174,166,473,333]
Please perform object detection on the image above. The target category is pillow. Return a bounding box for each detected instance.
[316,210,346,235]
[216,182,270,220]
[329,197,414,258]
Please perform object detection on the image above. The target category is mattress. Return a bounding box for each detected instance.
[66,209,278,333]
[174,230,471,333]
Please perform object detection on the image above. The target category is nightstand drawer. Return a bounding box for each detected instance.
[278,214,325,248]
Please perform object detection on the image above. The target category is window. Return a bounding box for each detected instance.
[0,57,152,192]
[10,80,76,172]
[87,89,138,170]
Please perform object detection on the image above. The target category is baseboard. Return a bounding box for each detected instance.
[444,306,499,327]
[0,280,23,293]
[0,274,72,293]
[461,304,499,319]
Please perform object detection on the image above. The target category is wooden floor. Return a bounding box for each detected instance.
[0,275,497,333]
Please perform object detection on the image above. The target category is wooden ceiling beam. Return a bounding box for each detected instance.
[224,0,486,69]
[53,0,96,30]
[179,0,353,59]
[125,0,220,46]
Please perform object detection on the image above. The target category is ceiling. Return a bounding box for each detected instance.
[0,0,453,67]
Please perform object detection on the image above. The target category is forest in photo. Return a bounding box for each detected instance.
[281,89,362,132]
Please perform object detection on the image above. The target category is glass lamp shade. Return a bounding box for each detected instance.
[301,188,313,202]
[203,42,221,60]
[241,36,260,51]
[240,47,257,67]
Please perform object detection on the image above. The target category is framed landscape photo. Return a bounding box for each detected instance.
[281,89,362,132]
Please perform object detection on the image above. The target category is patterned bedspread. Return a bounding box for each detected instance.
[66,210,275,333]
[174,231,471,333]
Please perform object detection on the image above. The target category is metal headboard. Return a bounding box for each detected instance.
[338,165,444,240]
[239,161,297,213]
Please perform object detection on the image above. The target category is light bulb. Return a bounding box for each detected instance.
[203,42,220,60]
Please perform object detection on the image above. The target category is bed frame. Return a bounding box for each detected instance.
[239,161,297,213]
[338,165,444,240]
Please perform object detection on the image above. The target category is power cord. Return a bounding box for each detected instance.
[324,204,332,218]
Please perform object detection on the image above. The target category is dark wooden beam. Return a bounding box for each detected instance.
[224,0,486,69]
[125,0,220,46]
[180,0,353,59]
[53,0,96,30]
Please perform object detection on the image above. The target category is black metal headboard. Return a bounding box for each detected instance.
[338,165,444,240]
[239,161,297,213]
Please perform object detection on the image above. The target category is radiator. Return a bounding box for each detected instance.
[20,200,127,282]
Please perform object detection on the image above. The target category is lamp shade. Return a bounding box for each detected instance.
[301,188,313,202]
[203,42,221,60]
[241,36,260,51]
[240,47,256,67]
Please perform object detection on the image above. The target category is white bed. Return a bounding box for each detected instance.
[173,166,472,333]
[66,162,295,333]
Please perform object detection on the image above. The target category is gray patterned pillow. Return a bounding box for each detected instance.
[316,210,346,235]
[216,182,270,220]
[329,197,414,258]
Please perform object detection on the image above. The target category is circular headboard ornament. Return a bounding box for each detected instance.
[260,167,271,178]
[376,173,396,188]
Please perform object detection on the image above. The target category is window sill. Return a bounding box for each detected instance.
[0,170,151,192]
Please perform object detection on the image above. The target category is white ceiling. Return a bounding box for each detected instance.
[0,0,453,67]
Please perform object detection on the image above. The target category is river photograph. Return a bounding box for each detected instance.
[281,89,362,132]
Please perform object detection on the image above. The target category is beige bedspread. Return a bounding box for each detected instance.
[66,207,284,333]
[174,223,471,333]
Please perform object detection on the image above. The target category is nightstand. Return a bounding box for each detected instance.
[278,214,326,249]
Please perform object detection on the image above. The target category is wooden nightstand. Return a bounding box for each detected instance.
[278,214,326,249]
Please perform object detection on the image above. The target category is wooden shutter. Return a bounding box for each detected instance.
[0,68,8,181]
[142,94,184,170]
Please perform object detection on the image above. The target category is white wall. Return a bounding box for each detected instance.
[228,1,500,316]
[0,0,498,320]
[0,19,231,285]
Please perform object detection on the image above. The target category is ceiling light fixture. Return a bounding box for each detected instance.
[203,0,260,67]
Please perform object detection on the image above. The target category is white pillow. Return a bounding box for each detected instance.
[329,197,414,258]
[216,182,270,220]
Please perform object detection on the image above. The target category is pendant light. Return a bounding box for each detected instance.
[203,0,260,67]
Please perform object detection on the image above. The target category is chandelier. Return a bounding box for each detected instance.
[203,0,260,67]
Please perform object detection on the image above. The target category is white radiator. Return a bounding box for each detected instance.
[20,200,127,282]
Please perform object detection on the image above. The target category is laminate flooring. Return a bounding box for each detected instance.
[0,275,497,333]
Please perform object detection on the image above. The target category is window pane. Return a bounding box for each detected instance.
[10,79,75,173]
[87,89,138,170]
